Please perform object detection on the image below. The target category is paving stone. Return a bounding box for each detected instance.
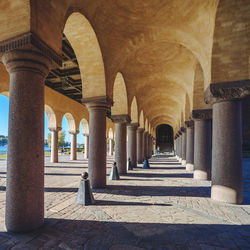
[0,155,250,249]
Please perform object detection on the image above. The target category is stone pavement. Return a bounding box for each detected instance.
[0,155,250,249]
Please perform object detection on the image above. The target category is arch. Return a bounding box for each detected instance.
[156,124,174,152]
[145,118,148,132]
[108,128,114,140]
[45,105,57,130]
[184,93,191,122]
[148,123,151,134]
[211,0,250,84]
[64,12,106,98]
[111,72,128,115]
[139,110,144,128]
[130,96,138,123]
[64,113,76,133]
[80,118,89,135]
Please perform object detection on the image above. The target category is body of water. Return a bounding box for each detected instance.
[0,145,51,153]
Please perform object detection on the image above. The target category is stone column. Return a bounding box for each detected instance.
[181,127,187,166]
[191,109,212,180]
[112,115,131,174]
[69,130,78,160]
[205,81,250,204]
[108,138,114,156]
[137,128,144,163]
[147,134,152,158]
[83,134,89,159]
[185,121,194,171]
[127,123,138,168]
[2,49,52,232]
[49,127,61,163]
[83,97,112,188]
[144,131,149,158]
[178,130,182,163]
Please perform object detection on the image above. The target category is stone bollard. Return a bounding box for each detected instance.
[142,157,150,169]
[75,172,95,205]
[127,158,133,171]
[109,162,120,180]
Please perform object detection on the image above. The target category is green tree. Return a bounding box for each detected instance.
[47,133,52,148]
[58,130,66,148]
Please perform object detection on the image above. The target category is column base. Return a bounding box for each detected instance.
[181,160,186,166]
[194,170,207,180]
[178,158,182,163]
[176,156,179,160]
[211,185,242,204]
[186,163,194,171]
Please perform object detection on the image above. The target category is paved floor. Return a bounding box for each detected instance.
[0,155,250,249]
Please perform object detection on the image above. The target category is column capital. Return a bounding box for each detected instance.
[83,133,89,137]
[204,80,250,104]
[178,130,182,135]
[2,49,52,77]
[185,120,194,128]
[137,127,145,133]
[180,126,186,133]
[49,127,62,132]
[82,96,113,111]
[127,123,139,130]
[69,130,79,135]
[111,114,131,124]
[191,109,212,120]
[0,32,62,67]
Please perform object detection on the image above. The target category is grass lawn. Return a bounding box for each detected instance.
[0,154,7,159]
[45,151,51,157]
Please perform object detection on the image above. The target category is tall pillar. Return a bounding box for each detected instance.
[108,138,114,156]
[191,109,212,180]
[83,134,89,159]
[127,123,138,168]
[181,127,187,166]
[83,97,112,188]
[69,130,78,160]
[205,81,250,204]
[49,127,61,163]
[137,128,144,163]
[174,135,177,157]
[2,48,52,232]
[147,134,151,158]
[144,131,148,158]
[112,115,130,174]
[185,121,194,171]
[178,130,182,163]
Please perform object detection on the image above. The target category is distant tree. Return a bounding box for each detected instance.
[47,133,52,148]
[58,131,66,148]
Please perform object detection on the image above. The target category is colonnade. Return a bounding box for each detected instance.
[175,81,250,205]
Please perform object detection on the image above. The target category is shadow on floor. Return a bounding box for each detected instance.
[1,219,249,249]
[95,199,172,206]
[94,185,211,198]
[123,172,193,179]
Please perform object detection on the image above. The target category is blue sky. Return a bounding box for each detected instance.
[0,95,85,143]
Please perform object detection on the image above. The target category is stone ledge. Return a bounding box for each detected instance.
[191,109,212,120]
[204,79,250,104]
[0,32,62,68]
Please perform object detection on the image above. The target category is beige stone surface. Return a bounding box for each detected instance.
[0,0,249,131]
[0,155,250,248]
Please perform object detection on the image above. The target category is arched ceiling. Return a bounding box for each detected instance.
[0,0,222,129]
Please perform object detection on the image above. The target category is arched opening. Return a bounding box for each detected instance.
[64,12,106,98]
[0,93,9,159]
[156,124,174,152]
[111,72,128,115]
[130,96,138,124]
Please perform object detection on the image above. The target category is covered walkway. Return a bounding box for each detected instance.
[0,156,250,249]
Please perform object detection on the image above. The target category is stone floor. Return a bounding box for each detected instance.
[0,154,250,249]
